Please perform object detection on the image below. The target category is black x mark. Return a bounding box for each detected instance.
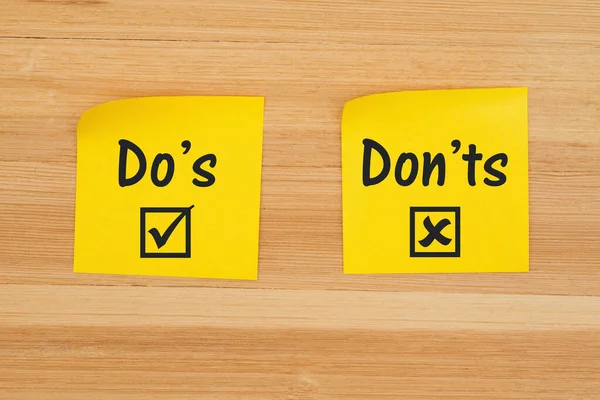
[418,216,452,247]
[410,206,460,258]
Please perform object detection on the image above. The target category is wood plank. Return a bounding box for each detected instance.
[2,0,599,46]
[2,2,600,398]
[1,286,599,399]
[1,38,599,294]
[2,285,600,330]
[2,326,598,399]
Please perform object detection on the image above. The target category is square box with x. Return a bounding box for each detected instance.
[410,207,460,258]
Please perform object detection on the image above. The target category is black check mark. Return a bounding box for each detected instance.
[148,205,194,249]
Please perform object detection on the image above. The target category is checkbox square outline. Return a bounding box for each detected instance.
[410,206,461,258]
[140,207,192,259]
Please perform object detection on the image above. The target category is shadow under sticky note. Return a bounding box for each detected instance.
[342,88,529,274]
[75,96,264,280]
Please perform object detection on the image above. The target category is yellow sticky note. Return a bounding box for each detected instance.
[75,96,264,280]
[342,88,528,274]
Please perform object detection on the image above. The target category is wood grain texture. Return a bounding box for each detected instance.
[1,1,599,398]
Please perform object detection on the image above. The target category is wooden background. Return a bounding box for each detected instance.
[1,1,599,398]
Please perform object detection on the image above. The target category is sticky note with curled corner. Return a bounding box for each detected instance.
[74,96,264,280]
[342,88,529,274]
